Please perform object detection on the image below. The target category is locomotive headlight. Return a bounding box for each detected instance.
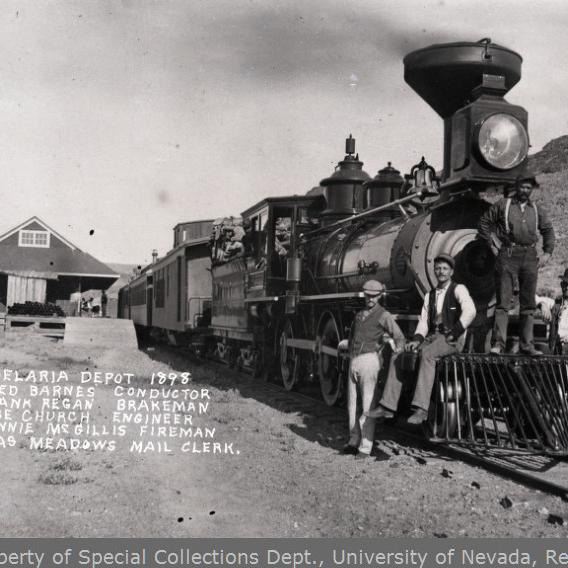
[477,113,529,170]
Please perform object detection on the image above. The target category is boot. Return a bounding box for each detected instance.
[354,452,370,460]
[520,345,543,356]
[407,408,428,424]
[519,313,537,354]
[364,405,395,420]
[341,444,358,455]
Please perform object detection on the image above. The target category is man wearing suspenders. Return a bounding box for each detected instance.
[478,175,555,355]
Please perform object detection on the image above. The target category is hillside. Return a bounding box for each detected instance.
[528,137,568,294]
[529,135,568,175]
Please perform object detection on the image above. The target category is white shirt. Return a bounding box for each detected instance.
[559,305,568,342]
[415,281,476,339]
[538,295,568,342]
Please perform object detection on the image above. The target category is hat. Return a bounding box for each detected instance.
[434,254,455,268]
[559,268,568,282]
[362,280,385,296]
[514,173,540,188]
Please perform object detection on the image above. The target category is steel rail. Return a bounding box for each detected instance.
[392,428,568,500]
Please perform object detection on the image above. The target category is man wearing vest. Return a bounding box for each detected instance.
[338,279,405,459]
[366,255,476,425]
[478,175,555,355]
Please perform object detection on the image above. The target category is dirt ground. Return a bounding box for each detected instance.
[1,331,568,537]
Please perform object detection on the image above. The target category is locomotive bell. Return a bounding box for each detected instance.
[409,156,440,194]
[364,161,404,218]
[319,135,371,224]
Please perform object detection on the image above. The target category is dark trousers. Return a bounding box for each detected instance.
[492,247,537,351]
[380,333,461,413]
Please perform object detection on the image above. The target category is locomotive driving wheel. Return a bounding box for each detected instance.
[317,312,345,406]
[279,319,299,391]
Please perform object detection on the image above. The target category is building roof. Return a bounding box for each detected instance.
[0,216,118,288]
[173,219,214,229]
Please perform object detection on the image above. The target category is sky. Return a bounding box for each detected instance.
[0,0,567,265]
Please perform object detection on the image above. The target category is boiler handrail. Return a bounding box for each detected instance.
[300,190,425,239]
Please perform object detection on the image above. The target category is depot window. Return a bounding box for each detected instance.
[18,230,50,248]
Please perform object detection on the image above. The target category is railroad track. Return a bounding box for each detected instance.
[144,342,568,500]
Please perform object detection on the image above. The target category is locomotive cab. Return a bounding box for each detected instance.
[241,195,324,297]
[206,195,324,374]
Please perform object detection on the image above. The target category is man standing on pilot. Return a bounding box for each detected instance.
[366,254,476,425]
[477,174,555,355]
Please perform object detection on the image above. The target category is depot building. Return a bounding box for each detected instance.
[0,216,118,310]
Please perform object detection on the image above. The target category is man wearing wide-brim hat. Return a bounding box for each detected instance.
[536,268,568,354]
[366,254,476,425]
[478,173,555,355]
[338,279,405,459]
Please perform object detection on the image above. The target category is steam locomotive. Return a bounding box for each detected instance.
[119,39,568,456]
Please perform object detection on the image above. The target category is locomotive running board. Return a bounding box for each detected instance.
[300,292,364,301]
[428,354,568,457]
